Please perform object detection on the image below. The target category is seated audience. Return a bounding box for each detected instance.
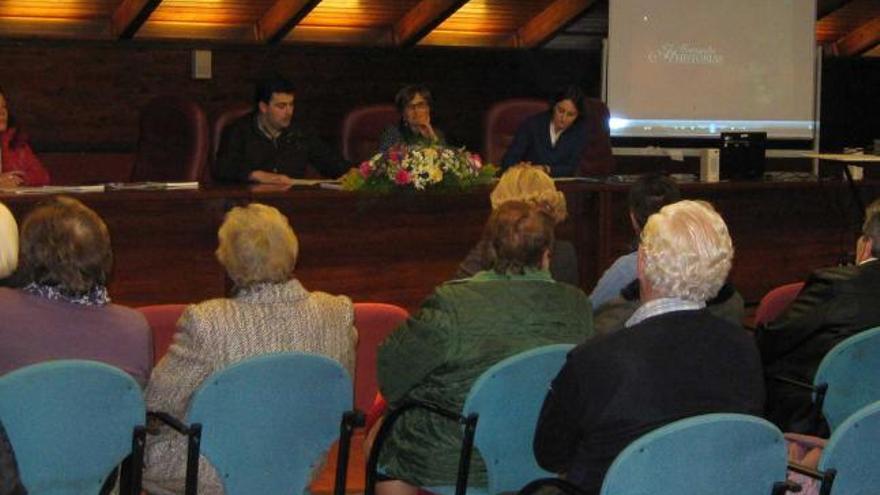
[757,199,880,434]
[0,88,50,187]
[0,197,151,385]
[214,75,349,184]
[456,163,579,286]
[375,201,593,495]
[500,86,588,177]
[590,174,680,309]
[0,202,17,282]
[534,200,764,495]
[378,85,445,153]
[143,203,356,495]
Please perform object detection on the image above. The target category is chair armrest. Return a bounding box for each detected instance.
[147,411,193,435]
[364,401,477,495]
[788,462,837,495]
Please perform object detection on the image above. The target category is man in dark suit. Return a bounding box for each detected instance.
[757,199,880,433]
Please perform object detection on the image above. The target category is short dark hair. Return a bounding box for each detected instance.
[254,76,296,106]
[19,196,112,295]
[552,85,586,116]
[394,85,433,113]
[482,201,555,275]
[628,174,681,230]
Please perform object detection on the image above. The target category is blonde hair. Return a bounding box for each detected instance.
[216,203,299,288]
[490,163,567,224]
[640,200,733,302]
[0,202,18,278]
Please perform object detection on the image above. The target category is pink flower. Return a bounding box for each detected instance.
[359,161,373,177]
[469,153,483,169]
[394,169,411,185]
[389,150,403,163]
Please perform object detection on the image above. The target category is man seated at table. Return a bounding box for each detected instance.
[534,200,764,495]
[215,75,350,184]
[757,198,880,434]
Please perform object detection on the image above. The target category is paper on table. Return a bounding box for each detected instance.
[1,184,107,195]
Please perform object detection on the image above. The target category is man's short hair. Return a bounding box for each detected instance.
[216,203,299,288]
[628,174,681,230]
[394,85,433,113]
[863,199,880,258]
[641,200,733,302]
[19,196,112,295]
[0,202,18,279]
[481,201,555,275]
[490,164,567,224]
[254,75,296,106]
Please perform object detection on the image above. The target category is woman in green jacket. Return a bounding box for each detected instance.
[375,200,594,495]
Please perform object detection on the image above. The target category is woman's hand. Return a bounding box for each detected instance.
[0,171,25,188]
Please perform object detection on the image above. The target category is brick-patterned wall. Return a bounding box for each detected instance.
[0,40,602,155]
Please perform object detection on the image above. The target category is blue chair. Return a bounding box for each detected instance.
[366,344,574,495]
[812,326,880,431]
[0,360,146,495]
[151,352,362,495]
[599,414,792,495]
[790,400,880,495]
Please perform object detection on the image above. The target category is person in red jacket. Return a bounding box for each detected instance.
[0,88,50,188]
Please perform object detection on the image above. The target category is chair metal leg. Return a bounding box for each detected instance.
[335,410,366,495]
[185,423,202,495]
[454,414,479,495]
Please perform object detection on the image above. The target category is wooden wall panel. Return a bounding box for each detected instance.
[0,41,601,162]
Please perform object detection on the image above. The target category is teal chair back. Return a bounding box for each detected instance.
[186,352,352,495]
[814,326,880,431]
[818,400,880,495]
[599,414,789,495]
[421,344,572,495]
[0,360,145,494]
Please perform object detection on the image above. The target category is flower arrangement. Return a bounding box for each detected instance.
[341,144,497,192]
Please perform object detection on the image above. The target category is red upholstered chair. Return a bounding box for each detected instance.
[353,302,409,414]
[578,97,615,176]
[137,304,187,364]
[340,104,399,163]
[130,96,209,182]
[207,102,252,183]
[754,282,806,327]
[482,98,548,166]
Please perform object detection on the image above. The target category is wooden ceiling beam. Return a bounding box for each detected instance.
[833,14,880,55]
[256,0,322,44]
[393,0,468,48]
[111,0,163,39]
[515,0,596,48]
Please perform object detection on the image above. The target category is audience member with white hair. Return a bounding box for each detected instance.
[143,203,357,495]
[534,200,764,495]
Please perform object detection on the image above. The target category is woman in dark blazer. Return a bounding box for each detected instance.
[501,86,587,177]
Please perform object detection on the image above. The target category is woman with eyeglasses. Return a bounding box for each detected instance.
[501,85,588,177]
[378,85,445,152]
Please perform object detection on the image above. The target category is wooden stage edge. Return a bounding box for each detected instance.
[2,179,875,311]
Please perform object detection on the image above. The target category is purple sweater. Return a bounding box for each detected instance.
[0,287,153,387]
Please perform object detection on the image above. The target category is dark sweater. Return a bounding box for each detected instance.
[500,111,587,177]
[756,259,880,432]
[534,309,764,495]
[215,113,348,182]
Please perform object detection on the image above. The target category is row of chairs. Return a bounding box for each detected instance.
[2,329,879,494]
[130,96,615,184]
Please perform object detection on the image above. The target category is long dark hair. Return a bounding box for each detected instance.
[0,86,29,150]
